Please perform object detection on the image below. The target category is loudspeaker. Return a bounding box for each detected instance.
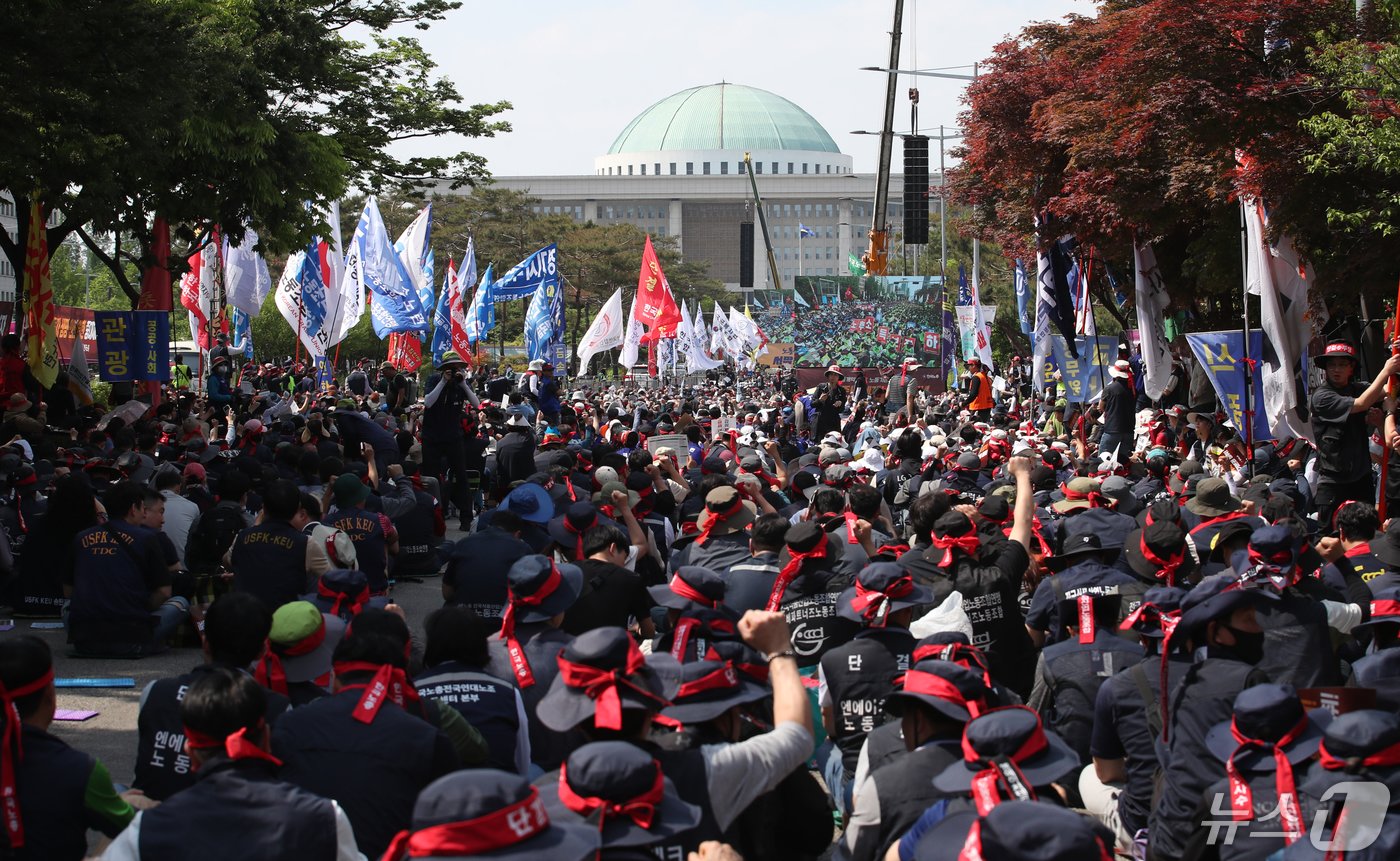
[739,221,754,292]
[903,135,930,244]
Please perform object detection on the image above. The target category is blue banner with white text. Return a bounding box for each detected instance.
[1050,335,1118,404]
[493,244,558,301]
[1185,330,1272,441]
[94,311,170,382]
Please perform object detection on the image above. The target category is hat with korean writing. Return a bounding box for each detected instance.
[381,770,598,861]
[543,742,701,850]
[1313,339,1360,368]
[931,705,1081,796]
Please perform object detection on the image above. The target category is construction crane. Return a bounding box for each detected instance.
[862,0,904,276]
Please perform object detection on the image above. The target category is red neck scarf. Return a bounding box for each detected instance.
[557,759,665,830]
[695,497,744,546]
[850,575,915,627]
[1223,715,1309,844]
[381,787,551,859]
[183,722,283,769]
[317,579,369,618]
[1,669,52,847]
[1137,533,1186,586]
[767,540,827,611]
[498,562,564,688]
[928,532,981,568]
[334,661,420,724]
[554,639,664,730]
[962,709,1047,815]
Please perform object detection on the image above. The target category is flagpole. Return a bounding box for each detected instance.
[1240,201,1254,480]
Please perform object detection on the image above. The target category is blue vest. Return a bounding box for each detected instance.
[415,661,519,772]
[391,490,438,576]
[68,521,159,646]
[14,726,111,861]
[328,508,389,593]
[136,759,336,861]
[1038,630,1144,763]
[229,520,310,610]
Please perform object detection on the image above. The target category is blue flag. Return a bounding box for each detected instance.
[430,258,456,364]
[465,264,495,345]
[231,308,253,357]
[493,244,558,301]
[1048,235,1080,358]
[354,198,429,337]
[1185,331,1273,441]
[798,223,816,238]
[1014,259,1033,336]
[295,244,329,341]
[315,355,333,392]
[957,263,973,305]
[1050,335,1118,403]
[524,273,563,361]
[417,248,435,340]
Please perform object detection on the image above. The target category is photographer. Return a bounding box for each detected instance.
[422,351,479,528]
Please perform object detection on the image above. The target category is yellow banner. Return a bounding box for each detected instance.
[23,197,59,389]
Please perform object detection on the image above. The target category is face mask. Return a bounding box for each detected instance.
[1224,625,1266,665]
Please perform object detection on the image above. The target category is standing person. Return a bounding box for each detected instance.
[0,333,25,401]
[377,361,409,414]
[345,358,372,398]
[421,351,479,527]
[1311,339,1400,528]
[1098,359,1136,466]
[813,366,847,437]
[884,359,919,421]
[206,356,234,410]
[963,357,994,420]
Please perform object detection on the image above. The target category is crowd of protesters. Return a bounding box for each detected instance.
[2,331,1400,861]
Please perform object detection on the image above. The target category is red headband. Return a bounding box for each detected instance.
[254,617,329,695]
[695,497,745,546]
[1319,738,1400,771]
[766,540,827,611]
[1060,483,1108,508]
[499,562,564,689]
[676,662,742,699]
[850,575,915,627]
[929,531,981,568]
[901,671,984,717]
[667,573,718,609]
[555,639,661,731]
[1,669,53,847]
[1370,599,1400,621]
[557,759,664,830]
[381,787,551,859]
[1223,715,1309,845]
[182,722,282,770]
[333,661,420,724]
[317,579,369,619]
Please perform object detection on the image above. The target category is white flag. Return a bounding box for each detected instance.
[223,227,271,315]
[578,288,625,370]
[678,301,722,370]
[620,292,643,369]
[709,301,726,354]
[1243,196,1318,442]
[968,267,995,371]
[1032,219,1056,396]
[1133,239,1174,401]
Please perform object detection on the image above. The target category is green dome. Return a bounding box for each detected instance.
[608,83,841,155]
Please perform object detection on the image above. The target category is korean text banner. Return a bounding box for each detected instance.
[492,244,557,301]
[94,311,170,382]
[1049,335,1118,403]
[1185,330,1273,441]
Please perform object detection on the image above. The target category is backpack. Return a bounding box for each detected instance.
[185,503,247,577]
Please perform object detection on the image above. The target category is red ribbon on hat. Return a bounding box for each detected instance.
[695,497,744,546]
[901,670,984,717]
[1155,609,1183,742]
[842,511,862,545]
[182,722,283,769]
[1059,482,1107,508]
[555,638,662,730]
[557,758,665,830]
[766,539,827,611]
[1371,599,1400,619]
[668,572,718,608]
[1223,715,1309,844]
[334,661,420,724]
[498,562,564,689]
[1319,738,1400,771]
[961,708,1048,816]
[563,514,597,560]
[676,662,742,699]
[317,578,369,619]
[254,617,329,696]
[670,617,698,661]
[381,787,551,860]
[850,574,915,627]
[1077,595,1096,645]
[929,532,981,568]
[912,642,994,689]
[1137,533,1186,587]
[0,668,52,847]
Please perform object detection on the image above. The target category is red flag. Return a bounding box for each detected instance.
[387,332,421,371]
[646,340,658,378]
[138,217,173,312]
[636,236,681,343]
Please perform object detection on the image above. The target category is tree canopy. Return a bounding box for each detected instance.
[952,0,1400,328]
[0,0,510,305]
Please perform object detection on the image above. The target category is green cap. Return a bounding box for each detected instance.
[333,473,370,508]
[269,601,323,646]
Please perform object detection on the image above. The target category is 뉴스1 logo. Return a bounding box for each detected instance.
[1203,781,1389,850]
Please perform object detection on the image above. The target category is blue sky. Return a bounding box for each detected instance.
[400,0,1087,178]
